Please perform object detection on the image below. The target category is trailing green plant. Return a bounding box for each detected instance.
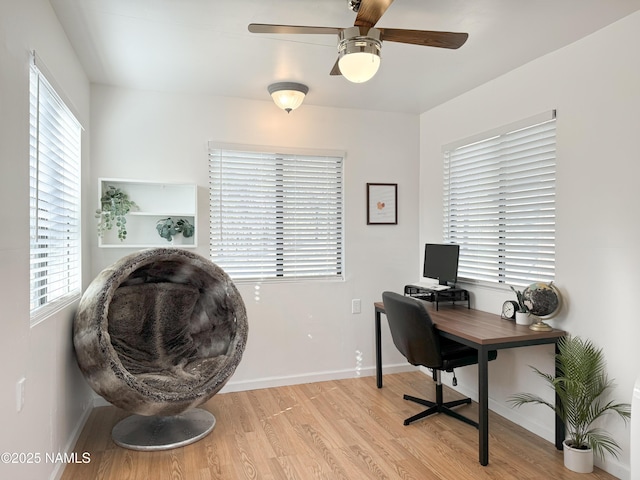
[95,186,138,241]
[510,285,529,313]
[508,336,631,460]
[156,217,194,242]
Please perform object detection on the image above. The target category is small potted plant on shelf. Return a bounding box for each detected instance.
[508,336,631,473]
[95,186,138,241]
[510,285,531,325]
[156,217,194,243]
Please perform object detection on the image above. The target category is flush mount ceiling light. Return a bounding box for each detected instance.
[337,27,381,83]
[268,82,309,113]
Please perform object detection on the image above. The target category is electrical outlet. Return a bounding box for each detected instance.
[16,377,26,412]
[351,299,361,314]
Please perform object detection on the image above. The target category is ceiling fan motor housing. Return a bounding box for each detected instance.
[338,27,381,57]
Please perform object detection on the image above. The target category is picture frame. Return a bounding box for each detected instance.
[366,183,397,225]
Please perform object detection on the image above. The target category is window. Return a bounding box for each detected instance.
[443,111,556,286]
[209,145,343,281]
[29,58,82,323]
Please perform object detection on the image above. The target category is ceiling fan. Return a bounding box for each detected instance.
[248,0,469,83]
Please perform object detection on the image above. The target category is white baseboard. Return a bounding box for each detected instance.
[50,402,94,480]
[220,363,417,393]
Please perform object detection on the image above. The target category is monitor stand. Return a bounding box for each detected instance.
[404,284,470,310]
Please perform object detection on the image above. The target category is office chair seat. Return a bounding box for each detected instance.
[382,291,497,427]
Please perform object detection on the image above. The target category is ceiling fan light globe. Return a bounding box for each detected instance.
[338,52,380,83]
[337,28,381,83]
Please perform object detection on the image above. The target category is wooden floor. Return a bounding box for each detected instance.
[61,372,618,480]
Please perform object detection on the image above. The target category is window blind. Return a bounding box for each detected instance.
[29,61,82,322]
[209,146,343,281]
[443,112,556,286]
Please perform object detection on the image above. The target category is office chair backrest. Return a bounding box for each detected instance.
[382,291,442,369]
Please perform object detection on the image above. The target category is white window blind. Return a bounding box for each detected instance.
[209,146,343,281]
[29,59,82,323]
[443,111,556,286]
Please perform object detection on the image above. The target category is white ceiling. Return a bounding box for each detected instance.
[50,0,640,114]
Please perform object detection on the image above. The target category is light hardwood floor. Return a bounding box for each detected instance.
[61,372,618,480]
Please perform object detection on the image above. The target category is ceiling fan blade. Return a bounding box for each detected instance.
[329,59,341,76]
[354,0,394,28]
[378,29,469,49]
[248,24,342,35]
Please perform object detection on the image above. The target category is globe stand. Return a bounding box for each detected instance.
[529,316,553,331]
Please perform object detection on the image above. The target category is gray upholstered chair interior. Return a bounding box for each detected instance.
[74,248,248,449]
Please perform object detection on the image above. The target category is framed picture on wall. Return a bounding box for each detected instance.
[366,183,397,225]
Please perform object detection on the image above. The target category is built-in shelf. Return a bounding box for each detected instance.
[97,178,197,248]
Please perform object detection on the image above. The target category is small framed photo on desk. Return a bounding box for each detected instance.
[367,183,397,225]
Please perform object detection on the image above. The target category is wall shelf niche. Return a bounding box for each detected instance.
[97,178,197,248]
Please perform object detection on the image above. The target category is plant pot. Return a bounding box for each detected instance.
[563,440,593,473]
[170,234,185,245]
[515,311,531,325]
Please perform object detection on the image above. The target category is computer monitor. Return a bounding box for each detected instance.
[423,243,460,286]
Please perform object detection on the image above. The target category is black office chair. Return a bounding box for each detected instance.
[382,291,497,427]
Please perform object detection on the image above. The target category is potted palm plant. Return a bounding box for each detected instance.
[509,336,631,473]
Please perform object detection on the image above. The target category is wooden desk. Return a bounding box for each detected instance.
[374,301,566,466]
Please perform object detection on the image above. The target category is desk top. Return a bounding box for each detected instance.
[374,301,565,346]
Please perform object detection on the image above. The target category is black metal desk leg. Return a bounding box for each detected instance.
[375,309,383,388]
[555,340,565,449]
[478,346,490,465]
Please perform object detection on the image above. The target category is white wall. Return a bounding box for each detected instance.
[420,11,640,479]
[0,1,93,480]
[89,86,420,391]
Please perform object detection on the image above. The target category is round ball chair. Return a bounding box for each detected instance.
[74,248,248,450]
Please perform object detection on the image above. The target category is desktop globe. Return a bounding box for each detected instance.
[523,282,560,317]
[522,282,561,331]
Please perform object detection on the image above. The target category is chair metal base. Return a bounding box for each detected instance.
[112,408,216,451]
[402,369,478,428]
[403,393,478,428]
